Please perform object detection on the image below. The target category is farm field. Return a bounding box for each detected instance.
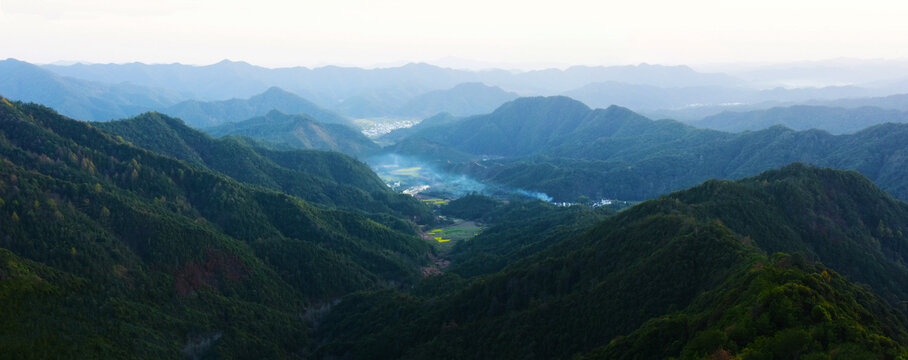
[423,220,482,251]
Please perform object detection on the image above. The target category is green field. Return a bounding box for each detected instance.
[424,220,482,250]
[420,198,448,206]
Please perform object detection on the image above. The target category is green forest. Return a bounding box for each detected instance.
[393,96,908,202]
[2,96,908,359]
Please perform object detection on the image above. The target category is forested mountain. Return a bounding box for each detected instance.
[0,59,184,121]
[401,96,908,201]
[205,110,379,157]
[93,112,430,225]
[161,87,353,128]
[3,95,907,358]
[380,112,461,143]
[313,164,908,359]
[0,98,432,357]
[6,59,908,359]
[442,195,617,278]
[394,83,519,118]
[691,105,908,134]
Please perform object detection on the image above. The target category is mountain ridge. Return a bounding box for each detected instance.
[161,86,353,128]
[313,164,908,359]
[0,58,184,121]
[205,109,379,157]
[402,96,908,202]
[0,98,432,356]
[692,105,908,134]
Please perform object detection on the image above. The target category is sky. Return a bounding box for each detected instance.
[2,0,908,70]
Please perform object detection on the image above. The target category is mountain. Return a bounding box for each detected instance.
[43,61,741,107]
[808,93,908,111]
[0,98,432,357]
[4,95,907,358]
[161,87,353,128]
[691,105,908,134]
[411,96,598,157]
[402,96,908,202]
[42,59,277,101]
[726,58,908,88]
[394,83,519,118]
[333,84,429,118]
[313,165,908,359]
[643,93,908,122]
[205,110,379,157]
[379,112,462,143]
[0,58,184,121]
[93,112,431,226]
[563,81,884,112]
[487,63,741,94]
[442,195,617,278]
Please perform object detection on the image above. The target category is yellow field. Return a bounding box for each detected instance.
[425,220,481,245]
[420,198,448,205]
[391,167,421,177]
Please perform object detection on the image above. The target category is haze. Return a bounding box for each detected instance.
[3,0,908,69]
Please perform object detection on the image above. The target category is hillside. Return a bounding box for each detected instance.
[692,105,908,134]
[394,83,519,118]
[403,96,908,201]
[205,110,379,157]
[412,96,598,156]
[0,58,183,121]
[93,112,431,224]
[379,112,462,143]
[0,98,432,357]
[162,87,353,128]
[313,164,908,359]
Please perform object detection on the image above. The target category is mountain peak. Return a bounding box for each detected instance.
[210,59,254,69]
[256,86,298,99]
[264,109,288,118]
[496,96,591,114]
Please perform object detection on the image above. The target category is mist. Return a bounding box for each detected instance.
[367,152,554,202]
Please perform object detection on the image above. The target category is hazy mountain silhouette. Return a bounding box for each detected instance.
[161,87,353,128]
[0,58,183,120]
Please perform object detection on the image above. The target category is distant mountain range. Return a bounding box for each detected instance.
[397,96,908,201]
[42,60,739,99]
[563,81,887,113]
[393,83,519,118]
[806,93,908,111]
[205,110,379,157]
[10,57,908,125]
[691,105,908,134]
[40,60,742,114]
[0,58,184,121]
[159,87,353,128]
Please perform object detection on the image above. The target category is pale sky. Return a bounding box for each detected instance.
[2,0,908,69]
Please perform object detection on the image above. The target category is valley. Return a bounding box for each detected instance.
[5,13,908,357]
